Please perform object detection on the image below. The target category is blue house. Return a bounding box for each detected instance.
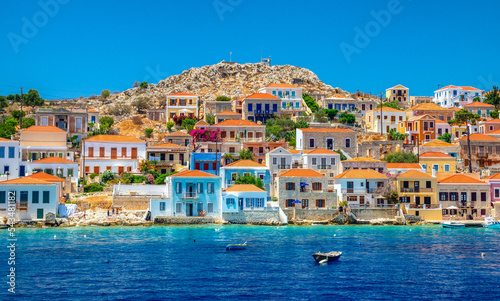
[150,169,222,219]
[190,152,222,175]
[219,159,271,199]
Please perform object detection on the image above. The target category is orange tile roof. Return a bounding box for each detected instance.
[278,169,325,178]
[244,93,280,99]
[148,142,185,148]
[460,86,481,91]
[484,173,500,180]
[407,103,448,111]
[217,111,240,115]
[434,119,449,124]
[307,148,339,155]
[397,169,433,178]
[463,101,494,107]
[225,159,266,168]
[419,152,454,158]
[298,128,354,132]
[224,184,265,192]
[0,177,54,185]
[195,120,209,127]
[345,157,381,162]
[168,92,196,96]
[436,85,459,91]
[27,172,65,183]
[486,129,500,135]
[88,109,99,113]
[0,137,15,142]
[165,131,191,137]
[367,107,403,113]
[214,120,262,127]
[458,133,500,141]
[422,140,455,147]
[22,126,66,133]
[447,107,461,111]
[386,163,422,169]
[288,150,304,154]
[31,157,76,164]
[408,114,435,121]
[265,83,299,88]
[85,135,144,143]
[438,174,486,184]
[333,169,387,179]
[170,170,217,178]
[484,119,500,123]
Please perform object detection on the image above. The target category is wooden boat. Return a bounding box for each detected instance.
[226,242,247,251]
[312,251,342,263]
[442,221,465,228]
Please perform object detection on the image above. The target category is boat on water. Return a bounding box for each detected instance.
[442,220,465,228]
[312,251,342,263]
[484,216,500,229]
[226,242,247,251]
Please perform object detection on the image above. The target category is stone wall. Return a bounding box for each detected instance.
[358,140,404,159]
[350,208,398,220]
[154,216,217,224]
[113,196,155,210]
[223,210,283,225]
[282,208,339,221]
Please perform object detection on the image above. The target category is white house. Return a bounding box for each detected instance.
[433,85,484,108]
[0,138,21,180]
[0,177,60,221]
[365,107,405,134]
[302,148,341,182]
[83,135,146,175]
[28,157,79,183]
[333,169,389,207]
[258,84,305,116]
[222,184,268,212]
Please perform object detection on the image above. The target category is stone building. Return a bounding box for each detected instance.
[146,109,166,122]
[342,157,387,174]
[214,111,241,123]
[277,169,336,210]
[164,131,192,148]
[420,140,460,158]
[203,100,233,116]
[146,142,188,174]
[296,128,357,158]
[463,102,495,118]
[405,103,456,121]
[35,108,90,141]
[357,139,403,160]
[458,133,500,169]
[241,93,282,123]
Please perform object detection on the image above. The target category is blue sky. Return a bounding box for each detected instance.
[1,0,499,100]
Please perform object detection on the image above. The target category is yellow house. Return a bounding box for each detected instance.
[166,92,199,122]
[386,84,409,104]
[396,169,442,221]
[418,152,456,175]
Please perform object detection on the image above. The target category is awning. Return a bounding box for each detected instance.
[179,109,193,113]
[300,183,309,186]
[447,206,459,210]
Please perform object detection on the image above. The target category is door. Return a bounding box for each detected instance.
[111,148,117,159]
[118,166,124,174]
[366,181,370,193]
[415,197,420,205]
[326,138,333,150]
[424,197,431,205]
[320,158,327,169]
[414,181,419,192]
[239,198,244,210]
[19,165,25,177]
[187,203,193,216]
[37,209,44,219]
[179,154,184,165]
[187,183,196,197]
[280,157,286,168]
[100,147,105,157]
[131,148,138,159]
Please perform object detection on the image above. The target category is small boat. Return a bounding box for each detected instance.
[484,216,500,229]
[312,251,342,263]
[442,220,465,228]
[226,242,247,251]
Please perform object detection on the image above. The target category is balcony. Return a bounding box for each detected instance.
[181,192,198,199]
[342,188,371,194]
[278,164,290,169]
[400,187,433,193]
[299,187,310,193]
[315,165,331,169]
[477,151,488,158]
[253,110,276,115]
[17,201,28,209]
[405,204,442,209]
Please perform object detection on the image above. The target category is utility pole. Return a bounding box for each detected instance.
[20,87,23,127]
[82,138,85,192]
[466,120,472,173]
[379,92,383,135]
[417,136,420,163]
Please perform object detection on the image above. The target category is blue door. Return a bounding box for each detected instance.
[256,103,262,112]
[265,104,270,112]
[19,165,25,177]
[272,104,277,112]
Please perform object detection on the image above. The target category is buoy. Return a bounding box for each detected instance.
[334,234,336,237]
[54,235,56,239]
[84,235,87,238]
[481,253,486,257]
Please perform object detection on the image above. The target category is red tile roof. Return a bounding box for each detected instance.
[419,152,454,158]
[438,174,486,184]
[307,148,339,155]
[224,184,265,192]
[214,120,262,127]
[31,157,76,164]
[27,172,65,183]
[458,133,500,141]
[0,137,15,142]
[165,131,191,137]
[244,93,280,99]
[484,173,500,180]
[217,111,240,115]
[397,170,433,178]
[22,126,66,133]
[0,177,54,185]
[168,92,196,96]
[148,142,185,148]
[225,159,266,168]
[463,101,494,107]
[386,163,423,169]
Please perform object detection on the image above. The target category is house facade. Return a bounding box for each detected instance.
[146,142,188,174]
[333,169,388,207]
[296,128,357,158]
[405,103,456,121]
[28,157,79,182]
[190,152,222,175]
[35,108,90,141]
[302,148,341,181]
[386,84,409,104]
[433,85,483,108]
[0,138,21,178]
[418,152,456,175]
[83,135,146,175]
[222,184,268,212]
[166,93,199,122]
[219,159,271,198]
[397,170,441,221]
[342,157,387,174]
[463,101,495,118]
[398,114,436,145]
[19,126,72,162]
[164,131,192,148]
[241,93,281,123]
[365,107,405,134]
[458,134,500,169]
[258,84,305,116]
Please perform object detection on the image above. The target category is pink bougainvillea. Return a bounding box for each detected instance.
[190,128,222,146]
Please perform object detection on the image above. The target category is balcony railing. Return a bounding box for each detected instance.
[400,187,433,193]
[278,164,290,169]
[405,204,442,209]
[342,188,371,194]
[477,151,488,158]
[17,201,28,209]
[181,192,198,199]
[299,187,310,193]
[253,110,276,115]
[315,164,331,169]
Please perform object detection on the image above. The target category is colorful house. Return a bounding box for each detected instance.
[146,142,188,174]
[420,139,459,158]
[418,152,456,175]
[19,125,73,162]
[222,184,268,212]
[28,157,79,183]
[386,163,425,176]
[458,133,500,169]
[405,103,455,121]
[258,84,305,116]
[220,159,271,198]
[296,128,357,158]
[0,138,21,179]
[463,101,495,118]
[190,152,222,175]
[484,173,500,219]
[398,114,436,144]
[433,85,483,108]
[396,170,441,220]
[333,169,388,207]
[365,106,405,134]
[166,93,198,122]
[386,84,409,104]
[242,93,281,123]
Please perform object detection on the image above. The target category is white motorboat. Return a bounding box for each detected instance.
[483,216,500,229]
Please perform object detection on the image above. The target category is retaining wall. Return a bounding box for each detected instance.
[283,209,340,221]
[154,216,216,224]
[113,196,157,210]
[351,208,398,220]
[223,210,283,225]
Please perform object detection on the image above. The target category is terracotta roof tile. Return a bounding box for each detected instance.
[148,142,185,148]
[278,169,325,178]
[422,140,455,147]
[224,184,265,192]
[27,172,65,183]
[170,170,217,178]
[484,173,500,180]
[333,169,387,179]
[0,137,15,142]
[265,84,299,88]
[438,174,486,184]
[31,157,76,164]
[345,157,381,162]
[0,177,54,185]
[306,148,339,155]
[214,120,262,127]
[225,159,266,168]
[386,163,422,169]
[458,133,500,141]
[195,120,209,127]
[419,152,454,158]
[85,135,145,143]
[463,101,494,108]
[165,131,191,137]
[168,92,197,96]
[366,107,404,113]
[22,126,66,133]
[397,170,433,178]
[244,93,280,100]
[407,103,448,111]
[298,128,354,132]
[216,111,240,115]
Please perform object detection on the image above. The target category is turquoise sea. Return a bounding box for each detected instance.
[1,225,500,300]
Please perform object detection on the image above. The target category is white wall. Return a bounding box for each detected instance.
[0,184,59,221]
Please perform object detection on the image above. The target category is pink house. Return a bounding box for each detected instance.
[435,119,451,137]
[482,119,500,133]
[484,173,500,206]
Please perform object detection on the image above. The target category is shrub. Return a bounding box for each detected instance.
[167,122,175,130]
[145,174,155,184]
[99,116,114,130]
[490,110,499,119]
[384,152,418,163]
[101,89,111,99]
[101,170,115,183]
[144,128,153,137]
[155,173,168,185]
[84,183,103,193]
[108,104,132,116]
[216,96,231,102]
[21,117,36,129]
[132,96,151,113]
[89,173,99,180]
[315,110,328,123]
[339,111,356,124]
[182,117,197,131]
[140,81,148,89]
[303,93,319,112]
[132,116,143,125]
[205,113,215,125]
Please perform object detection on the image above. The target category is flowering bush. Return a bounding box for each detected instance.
[190,128,222,145]
[145,174,155,184]
[172,115,189,126]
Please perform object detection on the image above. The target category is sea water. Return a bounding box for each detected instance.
[1,225,500,300]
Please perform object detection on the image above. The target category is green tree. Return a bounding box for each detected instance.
[0,117,18,139]
[323,109,339,121]
[99,116,114,131]
[22,117,36,129]
[205,113,215,125]
[140,82,148,89]
[383,190,399,204]
[0,96,9,108]
[295,120,309,129]
[438,132,452,143]
[339,111,356,124]
[473,96,482,102]
[132,96,151,113]
[387,129,407,141]
[11,110,26,119]
[23,89,44,109]
[144,128,154,138]
[490,110,499,119]
[216,96,231,102]
[377,100,402,110]
[484,86,500,107]
[182,117,197,131]
[449,108,480,173]
[6,94,21,104]
[302,93,319,112]
[384,152,418,163]
[334,149,347,160]
[239,148,254,160]
[234,173,264,190]
[267,125,283,140]
[155,173,168,185]
[101,170,115,183]
[166,121,175,131]
[100,89,111,105]
[315,110,328,123]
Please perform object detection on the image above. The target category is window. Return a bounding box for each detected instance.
[207,202,214,213]
[226,198,235,206]
[169,154,174,161]
[286,199,294,207]
[272,157,277,165]
[444,165,450,172]
[461,192,467,202]
[175,202,182,213]
[433,165,439,172]
[282,102,287,109]
[316,199,325,208]
[450,192,457,201]
[471,192,477,202]
[0,147,4,158]
[176,182,182,194]
[399,197,410,203]
[312,182,322,191]
[43,191,50,203]
[286,182,295,190]
[439,192,447,201]
[207,182,214,194]
[345,138,351,148]
[481,192,487,202]
[32,191,39,203]
[248,103,253,111]
[8,147,15,158]
[159,202,166,211]
[197,183,203,194]
[426,181,431,189]
[20,191,28,202]
[257,198,263,207]
[312,158,317,165]
[495,189,500,199]
[302,199,309,207]
[0,191,5,203]
[309,138,315,148]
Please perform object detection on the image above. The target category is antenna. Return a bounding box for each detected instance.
[260,45,262,60]
[230,51,232,62]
